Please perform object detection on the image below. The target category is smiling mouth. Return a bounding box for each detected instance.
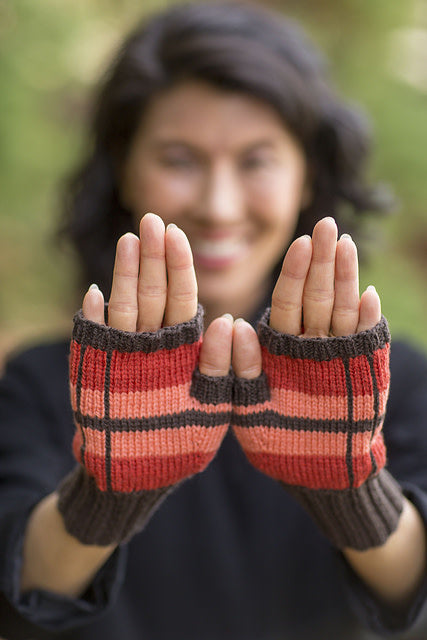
[191,238,248,269]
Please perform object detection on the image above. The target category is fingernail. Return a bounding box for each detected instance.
[89,283,99,291]
[222,313,234,323]
[234,317,246,325]
[367,285,377,293]
[166,223,178,231]
[340,233,352,241]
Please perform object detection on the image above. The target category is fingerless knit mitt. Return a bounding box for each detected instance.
[232,309,403,550]
[58,306,232,545]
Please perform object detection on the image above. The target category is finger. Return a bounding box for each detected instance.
[357,285,381,333]
[232,318,262,379]
[270,235,312,335]
[164,224,198,326]
[332,234,360,336]
[137,213,167,332]
[199,314,233,377]
[82,284,105,324]
[108,233,140,331]
[302,217,337,336]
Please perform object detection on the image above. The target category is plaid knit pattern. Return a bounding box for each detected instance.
[58,305,232,545]
[232,310,403,549]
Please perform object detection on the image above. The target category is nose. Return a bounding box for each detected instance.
[196,162,245,224]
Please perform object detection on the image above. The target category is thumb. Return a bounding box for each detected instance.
[199,314,233,377]
[232,319,262,379]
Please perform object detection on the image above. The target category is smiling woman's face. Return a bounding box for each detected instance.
[121,81,308,320]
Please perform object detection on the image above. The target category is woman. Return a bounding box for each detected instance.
[0,2,426,638]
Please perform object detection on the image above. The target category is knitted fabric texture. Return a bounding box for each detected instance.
[58,305,232,545]
[232,309,403,550]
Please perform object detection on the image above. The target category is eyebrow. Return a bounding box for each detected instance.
[151,138,278,154]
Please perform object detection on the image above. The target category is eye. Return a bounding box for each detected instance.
[240,154,272,171]
[158,147,199,171]
[162,156,195,169]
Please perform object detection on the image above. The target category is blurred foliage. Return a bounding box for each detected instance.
[0,0,426,361]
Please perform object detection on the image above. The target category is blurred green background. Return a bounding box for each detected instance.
[1,0,426,362]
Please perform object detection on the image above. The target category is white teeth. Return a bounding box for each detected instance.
[193,239,244,258]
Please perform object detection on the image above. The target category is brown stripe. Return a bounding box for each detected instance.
[367,352,379,476]
[231,410,383,433]
[74,408,232,432]
[343,355,354,488]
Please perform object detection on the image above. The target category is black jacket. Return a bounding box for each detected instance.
[0,338,427,639]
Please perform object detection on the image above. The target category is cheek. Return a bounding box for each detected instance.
[124,166,198,221]
[248,174,304,231]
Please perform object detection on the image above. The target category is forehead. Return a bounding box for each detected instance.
[134,81,298,151]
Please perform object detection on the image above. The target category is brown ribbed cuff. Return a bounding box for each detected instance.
[232,372,270,406]
[191,367,233,405]
[57,466,173,546]
[258,308,390,360]
[285,468,404,550]
[72,303,204,352]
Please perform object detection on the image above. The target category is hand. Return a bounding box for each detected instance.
[59,213,234,546]
[83,212,233,376]
[231,216,402,551]
[232,216,381,378]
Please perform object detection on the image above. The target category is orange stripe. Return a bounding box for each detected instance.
[74,387,105,418]
[352,395,374,421]
[233,426,348,457]
[80,427,106,457]
[109,424,228,458]
[109,385,230,419]
[233,389,348,420]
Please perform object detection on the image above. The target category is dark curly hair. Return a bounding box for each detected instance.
[58,0,391,296]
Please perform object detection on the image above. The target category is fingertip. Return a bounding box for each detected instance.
[117,232,140,256]
[82,285,105,324]
[166,223,190,246]
[293,234,312,248]
[141,212,165,229]
[316,216,338,233]
[165,222,194,264]
[357,285,381,332]
[199,315,233,377]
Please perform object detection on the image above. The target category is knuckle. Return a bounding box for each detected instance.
[109,301,138,315]
[169,289,197,304]
[271,293,300,313]
[303,288,334,304]
[138,285,167,299]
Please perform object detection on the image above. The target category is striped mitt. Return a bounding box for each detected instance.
[232,309,403,550]
[58,305,232,545]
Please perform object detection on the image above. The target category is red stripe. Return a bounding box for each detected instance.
[81,345,107,392]
[373,344,390,392]
[69,341,81,386]
[262,348,347,396]
[83,451,214,491]
[244,451,350,489]
[108,340,201,393]
[82,452,107,491]
[72,429,83,463]
[349,355,373,396]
